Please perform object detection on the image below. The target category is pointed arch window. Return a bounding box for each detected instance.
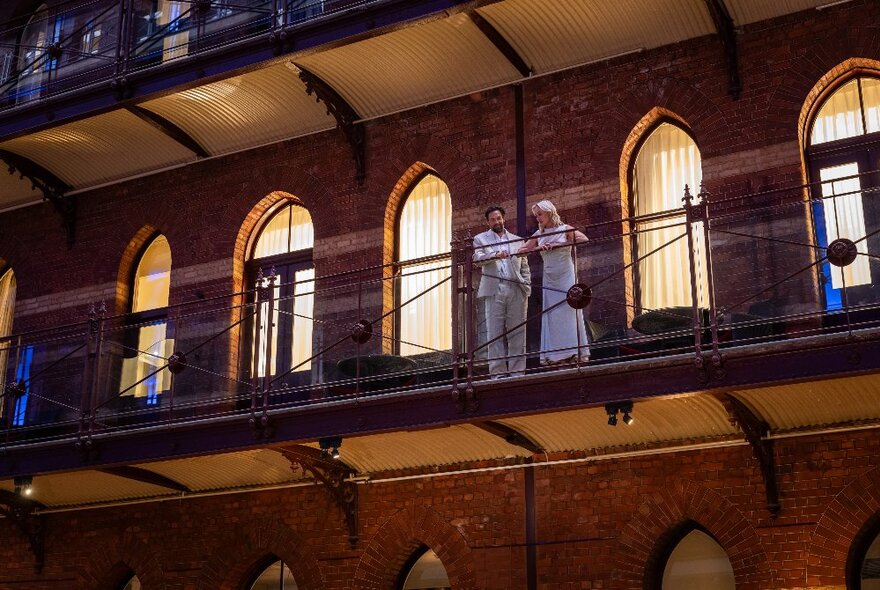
[248,559,298,589]
[121,575,142,590]
[631,122,706,312]
[806,76,880,310]
[120,235,173,403]
[399,547,450,590]
[660,528,735,589]
[396,174,452,356]
[247,201,315,381]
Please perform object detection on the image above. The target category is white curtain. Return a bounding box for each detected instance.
[0,268,16,394]
[819,163,870,288]
[633,123,707,311]
[398,175,452,356]
[811,78,864,144]
[662,530,735,590]
[861,77,880,134]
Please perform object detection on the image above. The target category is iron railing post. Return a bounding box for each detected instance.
[261,267,277,413]
[250,268,266,417]
[464,231,476,384]
[682,185,704,364]
[698,184,721,362]
[450,234,461,388]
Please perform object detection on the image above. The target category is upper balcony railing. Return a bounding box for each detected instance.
[3,173,880,446]
[0,0,375,109]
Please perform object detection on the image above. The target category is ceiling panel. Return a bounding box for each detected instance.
[142,448,301,492]
[0,168,43,210]
[0,470,172,507]
[500,395,738,452]
[478,0,715,74]
[141,64,336,156]
[295,12,521,119]
[0,109,196,189]
[733,373,880,432]
[724,0,831,26]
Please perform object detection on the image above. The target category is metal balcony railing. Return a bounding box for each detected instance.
[0,0,379,109]
[3,174,880,445]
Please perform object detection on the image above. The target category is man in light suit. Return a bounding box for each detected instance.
[473,205,531,377]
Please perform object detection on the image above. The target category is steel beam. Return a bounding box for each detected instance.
[703,0,741,99]
[126,106,211,158]
[98,465,192,493]
[467,10,531,78]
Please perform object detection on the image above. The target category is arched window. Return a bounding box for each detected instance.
[121,575,142,590]
[0,266,16,399]
[396,174,452,356]
[120,235,173,403]
[248,559,298,589]
[16,4,51,103]
[660,528,735,589]
[848,516,880,590]
[247,201,314,381]
[399,547,450,590]
[806,76,880,310]
[631,122,706,312]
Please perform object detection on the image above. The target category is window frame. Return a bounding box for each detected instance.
[627,118,704,315]
[243,201,315,385]
[645,522,734,590]
[805,74,880,310]
[846,512,880,590]
[392,171,453,357]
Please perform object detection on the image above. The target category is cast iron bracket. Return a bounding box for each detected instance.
[297,65,366,185]
[0,491,45,573]
[703,0,741,99]
[0,149,75,248]
[282,445,359,548]
[718,393,780,517]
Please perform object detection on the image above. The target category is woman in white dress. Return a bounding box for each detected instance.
[517,200,590,365]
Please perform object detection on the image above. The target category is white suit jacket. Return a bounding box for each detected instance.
[473,229,531,299]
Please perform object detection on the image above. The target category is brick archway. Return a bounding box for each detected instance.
[612,478,773,590]
[197,516,324,590]
[115,224,160,315]
[806,466,880,588]
[351,506,476,590]
[77,531,166,590]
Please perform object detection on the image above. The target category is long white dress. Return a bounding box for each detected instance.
[535,226,590,364]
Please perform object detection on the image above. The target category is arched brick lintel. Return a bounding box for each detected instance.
[196,516,324,590]
[611,478,774,590]
[351,506,477,590]
[806,466,880,588]
[76,531,166,590]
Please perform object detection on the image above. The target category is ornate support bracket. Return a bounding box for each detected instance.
[718,393,780,517]
[0,149,75,248]
[282,445,359,548]
[297,65,366,186]
[703,0,741,99]
[0,490,45,573]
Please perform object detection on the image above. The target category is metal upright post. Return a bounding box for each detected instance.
[464,232,476,384]
[261,268,277,412]
[682,185,704,362]
[251,268,265,417]
[450,235,461,387]
[698,184,722,361]
[573,231,583,368]
[87,302,107,436]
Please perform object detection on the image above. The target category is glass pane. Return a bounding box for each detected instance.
[819,162,870,288]
[632,123,706,310]
[254,205,291,259]
[402,549,451,590]
[662,530,735,590]
[862,77,880,135]
[863,529,880,589]
[122,575,142,590]
[133,235,172,312]
[120,320,173,400]
[253,278,282,378]
[811,78,865,145]
[250,560,298,590]
[399,176,451,261]
[253,204,314,259]
[290,267,315,371]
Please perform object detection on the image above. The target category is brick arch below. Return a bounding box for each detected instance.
[806,466,880,588]
[612,478,774,590]
[196,516,324,590]
[77,531,166,590]
[350,506,477,590]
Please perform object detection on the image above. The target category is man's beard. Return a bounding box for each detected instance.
[492,223,504,234]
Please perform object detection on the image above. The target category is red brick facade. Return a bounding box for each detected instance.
[1,1,880,588]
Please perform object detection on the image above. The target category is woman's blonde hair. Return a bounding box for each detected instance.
[532,200,562,228]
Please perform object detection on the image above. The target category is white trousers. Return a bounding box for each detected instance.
[483,286,528,376]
